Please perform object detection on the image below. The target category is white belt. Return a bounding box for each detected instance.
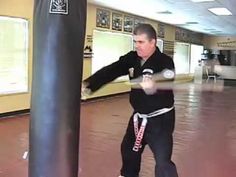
[132,106,174,152]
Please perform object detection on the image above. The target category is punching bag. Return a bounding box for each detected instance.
[29,0,86,177]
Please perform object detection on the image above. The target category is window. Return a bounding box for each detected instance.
[0,16,29,95]
[190,44,204,73]
[92,30,133,81]
[173,42,190,74]
[157,39,163,52]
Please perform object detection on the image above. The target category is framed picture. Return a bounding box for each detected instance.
[158,23,165,38]
[112,12,122,31]
[124,16,134,33]
[134,18,145,29]
[96,8,110,29]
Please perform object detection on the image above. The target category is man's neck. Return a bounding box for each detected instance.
[140,59,146,66]
[142,47,156,60]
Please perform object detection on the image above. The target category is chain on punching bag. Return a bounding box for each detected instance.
[30,0,86,177]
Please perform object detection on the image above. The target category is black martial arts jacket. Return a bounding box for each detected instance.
[84,47,175,114]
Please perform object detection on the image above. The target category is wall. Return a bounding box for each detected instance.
[82,4,131,99]
[203,35,236,50]
[83,4,177,99]
[0,2,210,113]
[0,0,33,114]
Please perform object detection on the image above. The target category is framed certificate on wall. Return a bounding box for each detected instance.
[134,18,145,29]
[112,12,122,31]
[124,16,134,33]
[158,23,165,38]
[96,8,110,29]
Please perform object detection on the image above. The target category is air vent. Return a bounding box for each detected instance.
[191,0,215,2]
[210,30,222,33]
[186,22,199,25]
[156,10,172,14]
[204,28,216,31]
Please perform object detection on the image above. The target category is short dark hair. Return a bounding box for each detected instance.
[133,23,157,40]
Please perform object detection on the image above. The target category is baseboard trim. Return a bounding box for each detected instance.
[81,91,129,103]
[0,92,130,119]
[0,109,30,119]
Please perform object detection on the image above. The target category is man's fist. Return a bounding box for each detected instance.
[81,82,91,100]
[140,75,157,95]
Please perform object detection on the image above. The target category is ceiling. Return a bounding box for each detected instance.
[88,0,236,36]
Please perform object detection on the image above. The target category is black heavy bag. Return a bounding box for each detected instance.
[30,0,86,177]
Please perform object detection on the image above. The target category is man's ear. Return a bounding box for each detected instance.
[151,39,156,45]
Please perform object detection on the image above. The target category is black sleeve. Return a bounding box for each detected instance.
[164,55,175,71]
[168,56,175,80]
[83,51,135,92]
[159,54,175,82]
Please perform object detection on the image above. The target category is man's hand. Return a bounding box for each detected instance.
[140,75,157,95]
[81,82,91,100]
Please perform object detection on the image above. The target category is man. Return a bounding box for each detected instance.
[82,24,178,177]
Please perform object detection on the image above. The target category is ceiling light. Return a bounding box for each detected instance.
[156,14,187,25]
[208,7,232,15]
[191,0,215,2]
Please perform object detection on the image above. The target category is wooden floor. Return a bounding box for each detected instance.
[1,87,236,177]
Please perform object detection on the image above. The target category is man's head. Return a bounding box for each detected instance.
[133,23,157,60]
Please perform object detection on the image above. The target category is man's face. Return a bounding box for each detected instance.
[133,33,156,59]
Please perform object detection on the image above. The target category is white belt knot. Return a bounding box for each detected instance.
[132,106,174,152]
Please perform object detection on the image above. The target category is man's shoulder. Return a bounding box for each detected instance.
[125,50,138,57]
[120,50,138,61]
[159,51,172,60]
[155,50,173,63]
[154,50,175,69]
